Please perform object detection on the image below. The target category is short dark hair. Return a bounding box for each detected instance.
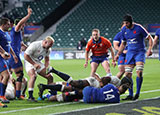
[120,76,132,88]
[0,17,10,26]
[120,83,130,94]
[123,14,133,24]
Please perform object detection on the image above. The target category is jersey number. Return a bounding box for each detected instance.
[103,89,115,100]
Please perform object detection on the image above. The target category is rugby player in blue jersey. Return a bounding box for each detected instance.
[115,14,153,100]
[0,17,18,106]
[153,28,160,60]
[8,6,32,99]
[113,24,127,79]
[83,83,129,103]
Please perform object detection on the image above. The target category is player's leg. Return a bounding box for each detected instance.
[101,60,112,76]
[0,102,7,108]
[133,62,144,100]
[12,66,24,99]
[38,68,53,84]
[21,77,28,98]
[27,69,37,102]
[90,62,99,77]
[121,52,135,100]
[37,83,72,99]
[116,55,125,79]
[9,55,24,99]
[70,80,89,89]
[133,51,145,100]
[47,67,73,83]
[0,70,10,103]
[122,64,135,100]
[0,60,10,103]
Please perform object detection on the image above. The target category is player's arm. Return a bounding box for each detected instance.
[15,6,32,32]
[21,42,27,51]
[153,35,158,48]
[10,47,18,63]
[84,50,89,67]
[84,41,91,68]
[109,46,116,67]
[24,53,35,65]
[115,41,126,61]
[113,41,120,51]
[146,34,153,56]
[0,45,11,59]
[44,56,49,68]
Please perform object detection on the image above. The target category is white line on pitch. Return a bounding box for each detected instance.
[0,89,160,114]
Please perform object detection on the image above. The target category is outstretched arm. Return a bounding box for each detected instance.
[15,6,32,32]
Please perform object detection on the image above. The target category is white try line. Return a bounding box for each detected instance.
[0,89,160,114]
[0,102,79,114]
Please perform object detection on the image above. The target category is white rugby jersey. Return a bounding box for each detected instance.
[110,76,121,87]
[25,41,51,62]
[85,77,100,88]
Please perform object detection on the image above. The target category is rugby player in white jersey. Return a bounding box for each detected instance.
[24,36,54,102]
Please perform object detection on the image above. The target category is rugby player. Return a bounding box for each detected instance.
[153,28,160,60]
[0,17,18,103]
[24,36,54,102]
[84,29,116,80]
[113,23,127,79]
[115,14,153,100]
[8,6,32,99]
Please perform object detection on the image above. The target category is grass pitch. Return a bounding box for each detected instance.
[0,59,160,115]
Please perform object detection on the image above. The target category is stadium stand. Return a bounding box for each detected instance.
[7,0,65,24]
[51,0,160,48]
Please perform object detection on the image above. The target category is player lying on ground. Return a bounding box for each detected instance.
[39,83,130,103]
[38,67,132,100]
[5,76,27,100]
[38,67,121,98]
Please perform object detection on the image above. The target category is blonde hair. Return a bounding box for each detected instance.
[92,29,100,34]
[45,36,55,43]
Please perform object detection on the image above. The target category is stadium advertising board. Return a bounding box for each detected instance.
[50,51,64,60]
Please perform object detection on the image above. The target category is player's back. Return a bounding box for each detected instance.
[0,30,11,53]
[83,84,120,103]
[10,27,22,54]
[93,84,120,103]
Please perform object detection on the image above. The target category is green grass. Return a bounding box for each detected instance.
[0,59,160,115]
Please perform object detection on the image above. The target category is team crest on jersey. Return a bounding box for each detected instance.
[125,32,127,34]
[133,31,136,34]
[92,45,95,48]
[100,43,102,47]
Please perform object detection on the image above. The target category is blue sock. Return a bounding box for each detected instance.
[0,83,6,96]
[0,83,2,96]
[136,76,143,95]
[16,90,21,98]
[129,78,133,97]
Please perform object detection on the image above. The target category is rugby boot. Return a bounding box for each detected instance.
[122,95,133,100]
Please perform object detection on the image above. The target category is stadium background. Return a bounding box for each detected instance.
[0,0,160,114]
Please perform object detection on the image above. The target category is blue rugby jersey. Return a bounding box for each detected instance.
[121,23,148,52]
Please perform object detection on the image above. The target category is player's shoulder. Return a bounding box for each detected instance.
[134,23,145,29]
[156,28,160,33]
[29,40,42,47]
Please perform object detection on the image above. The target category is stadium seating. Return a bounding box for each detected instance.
[51,0,160,48]
[7,0,65,24]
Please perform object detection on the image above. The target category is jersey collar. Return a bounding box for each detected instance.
[92,37,101,44]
